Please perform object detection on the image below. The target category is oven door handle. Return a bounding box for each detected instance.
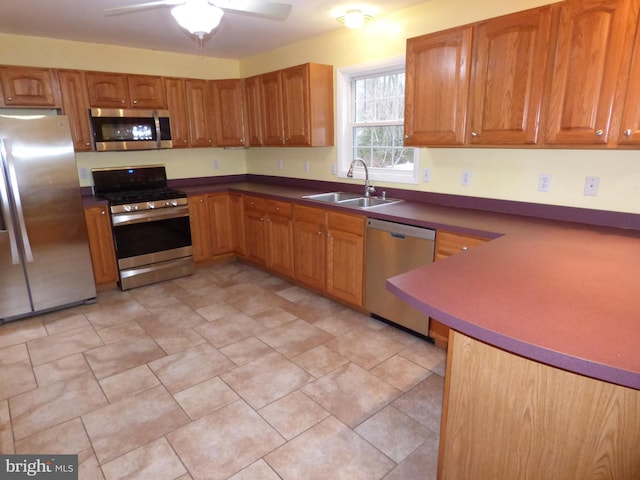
[111,205,190,227]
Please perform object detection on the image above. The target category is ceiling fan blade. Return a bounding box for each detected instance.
[211,0,292,20]
[104,0,183,16]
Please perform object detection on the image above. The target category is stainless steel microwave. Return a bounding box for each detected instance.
[89,108,173,151]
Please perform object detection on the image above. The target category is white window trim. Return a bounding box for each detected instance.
[336,56,420,185]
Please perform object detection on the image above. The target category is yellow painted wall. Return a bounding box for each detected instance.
[1,0,639,214]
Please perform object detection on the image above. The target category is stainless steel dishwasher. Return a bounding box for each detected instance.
[365,218,435,338]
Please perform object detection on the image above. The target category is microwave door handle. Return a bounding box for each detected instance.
[153,110,161,149]
[3,138,33,263]
[0,139,22,264]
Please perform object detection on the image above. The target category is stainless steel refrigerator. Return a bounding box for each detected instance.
[0,114,96,322]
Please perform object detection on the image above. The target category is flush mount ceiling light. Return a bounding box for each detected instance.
[171,0,224,39]
[336,9,373,29]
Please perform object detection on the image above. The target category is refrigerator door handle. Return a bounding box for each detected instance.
[0,138,21,264]
[2,138,34,263]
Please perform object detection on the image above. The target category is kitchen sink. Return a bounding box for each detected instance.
[302,191,362,202]
[302,191,403,209]
[339,196,403,209]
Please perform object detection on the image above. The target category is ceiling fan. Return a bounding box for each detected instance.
[105,0,293,40]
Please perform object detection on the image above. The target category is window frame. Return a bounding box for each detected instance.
[336,56,420,185]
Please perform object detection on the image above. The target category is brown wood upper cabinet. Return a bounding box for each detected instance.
[256,63,334,147]
[185,79,216,147]
[164,77,190,148]
[244,75,263,146]
[86,72,166,108]
[544,0,639,146]
[404,27,472,146]
[211,79,246,147]
[468,7,552,145]
[0,66,60,107]
[57,69,93,152]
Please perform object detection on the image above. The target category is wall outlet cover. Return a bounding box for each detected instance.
[423,168,431,182]
[462,169,471,186]
[584,176,600,196]
[538,174,551,192]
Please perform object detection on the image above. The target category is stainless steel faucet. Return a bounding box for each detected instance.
[347,158,376,197]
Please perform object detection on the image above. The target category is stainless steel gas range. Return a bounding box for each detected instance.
[92,165,194,290]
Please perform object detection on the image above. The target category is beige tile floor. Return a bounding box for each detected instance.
[0,260,446,480]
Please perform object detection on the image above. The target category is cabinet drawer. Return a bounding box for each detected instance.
[266,199,293,217]
[435,230,488,260]
[327,211,365,235]
[294,204,325,225]
[243,195,266,211]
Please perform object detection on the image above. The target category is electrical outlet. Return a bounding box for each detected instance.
[538,174,551,192]
[584,176,600,196]
[423,168,431,182]
[213,160,219,170]
[461,169,471,186]
[331,163,337,175]
[304,160,310,172]
[278,159,283,170]
[79,167,89,179]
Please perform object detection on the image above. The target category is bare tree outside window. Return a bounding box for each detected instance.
[351,71,415,170]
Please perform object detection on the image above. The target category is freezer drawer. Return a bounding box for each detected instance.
[365,218,435,337]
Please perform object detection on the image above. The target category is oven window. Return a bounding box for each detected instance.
[113,216,191,259]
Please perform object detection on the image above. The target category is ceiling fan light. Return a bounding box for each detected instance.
[337,9,372,29]
[171,2,224,37]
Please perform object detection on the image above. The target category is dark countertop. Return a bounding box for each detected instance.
[85,179,640,389]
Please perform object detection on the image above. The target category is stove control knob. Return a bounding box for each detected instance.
[124,205,132,212]
[148,202,155,209]
[133,205,139,211]
[171,200,178,207]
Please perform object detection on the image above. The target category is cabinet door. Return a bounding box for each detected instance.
[244,75,262,146]
[404,27,472,145]
[188,194,213,262]
[326,211,365,307]
[431,230,489,348]
[259,71,285,145]
[128,74,166,109]
[185,79,215,147]
[229,193,245,255]
[211,79,246,147]
[281,64,311,146]
[617,9,640,145]
[57,69,93,152]
[86,71,130,107]
[468,7,552,145]
[266,200,294,278]
[293,205,326,291]
[243,196,267,266]
[208,193,234,255]
[165,77,190,148]
[544,0,637,145]
[83,206,118,285]
[0,66,60,107]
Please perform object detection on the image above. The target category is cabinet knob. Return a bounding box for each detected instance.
[7,97,13,102]
[404,134,409,139]
[85,142,91,146]
[624,129,633,137]
[132,100,138,104]
[317,231,323,236]
[101,209,106,215]
[461,246,468,251]
[595,129,604,136]
[471,131,478,137]
[121,99,126,104]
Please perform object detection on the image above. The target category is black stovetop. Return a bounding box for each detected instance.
[91,165,185,205]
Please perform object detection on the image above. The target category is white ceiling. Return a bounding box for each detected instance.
[0,0,426,59]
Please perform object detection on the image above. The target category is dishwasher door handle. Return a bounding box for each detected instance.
[390,232,406,239]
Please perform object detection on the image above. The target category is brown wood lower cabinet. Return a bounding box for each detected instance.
[431,230,489,348]
[83,205,118,285]
[440,330,640,479]
[242,195,294,278]
[293,205,365,308]
[189,193,237,262]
